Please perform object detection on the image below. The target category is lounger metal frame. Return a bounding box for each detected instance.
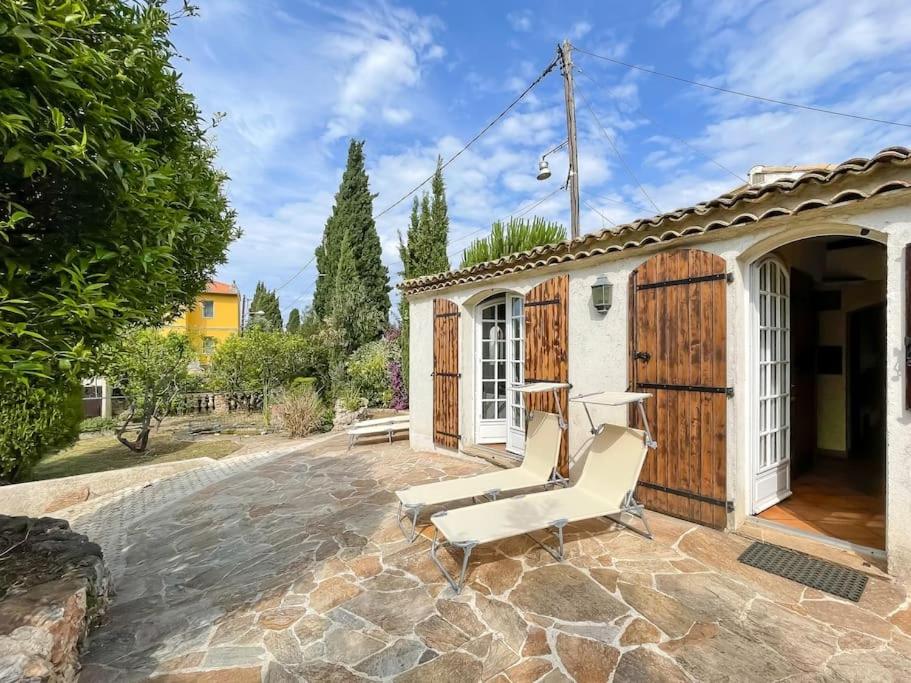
[396,469,569,543]
[429,488,652,593]
[428,393,657,593]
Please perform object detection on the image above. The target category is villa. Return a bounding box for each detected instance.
[402,146,911,580]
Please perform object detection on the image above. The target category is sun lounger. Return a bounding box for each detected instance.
[429,416,652,592]
[346,415,410,450]
[395,411,565,542]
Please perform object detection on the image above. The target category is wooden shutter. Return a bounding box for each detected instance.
[629,249,729,528]
[433,299,460,449]
[524,274,569,476]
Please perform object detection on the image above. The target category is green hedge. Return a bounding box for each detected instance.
[0,380,82,483]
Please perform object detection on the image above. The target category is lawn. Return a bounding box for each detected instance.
[27,433,241,482]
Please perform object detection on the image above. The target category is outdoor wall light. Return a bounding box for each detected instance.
[591,277,613,313]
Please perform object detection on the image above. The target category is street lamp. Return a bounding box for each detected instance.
[536,139,569,182]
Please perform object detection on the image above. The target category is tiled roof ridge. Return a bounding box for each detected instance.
[401,145,911,295]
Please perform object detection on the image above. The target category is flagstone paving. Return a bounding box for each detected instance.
[78,436,911,681]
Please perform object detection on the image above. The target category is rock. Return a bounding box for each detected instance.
[620,617,662,645]
[322,627,386,665]
[415,615,470,651]
[891,605,911,636]
[798,598,893,639]
[355,639,425,678]
[662,623,794,681]
[308,577,362,613]
[481,637,519,679]
[44,486,91,514]
[347,555,382,579]
[825,649,911,680]
[436,599,485,638]
[522,626,550,656]
[345,588,435,636]
[257,607,306,630]
[589,567,619,593]
[554,633,619,681]
[504,657,553,682]
[147,667,262,682]
[617,582,699,638]
[393,651,483,683]
[475,595,527,653]
[263,630,302,665]
[470,556,523,594]
[614,647,689,682]
[511,565,628,623]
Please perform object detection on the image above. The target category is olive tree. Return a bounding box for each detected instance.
[0,1,238,479]
[101,330,193,452]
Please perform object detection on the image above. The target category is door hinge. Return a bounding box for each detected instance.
[726,500,735,513]
[726,272,734,284]
[634,350,651,362]
[726,386,734,398]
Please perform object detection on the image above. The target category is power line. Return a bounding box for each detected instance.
[273,254,316,292]
[575,66,747,184]
[574,46,911,129]
[575,85,662,214]
[375,56,560,221]
[581,196,617,227]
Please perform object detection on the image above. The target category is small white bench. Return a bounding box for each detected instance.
[346,414,410,450]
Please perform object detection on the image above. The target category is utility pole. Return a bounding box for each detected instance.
[559,40,580,239]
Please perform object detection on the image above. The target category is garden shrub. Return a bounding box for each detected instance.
[0,381,81,483]
[79,416,117,433]
[277,386,327,437]
[346,340,392,407]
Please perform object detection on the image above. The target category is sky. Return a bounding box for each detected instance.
[169,0,911,319]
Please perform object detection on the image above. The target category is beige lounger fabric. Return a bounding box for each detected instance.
[432,423,648,545]
[396,411,562,508]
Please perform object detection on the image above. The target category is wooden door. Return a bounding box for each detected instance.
[524,274,569,476]
[628,249,729,528]
[433,299,460,449]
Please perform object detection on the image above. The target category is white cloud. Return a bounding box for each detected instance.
[649,0,682,28]
[506,10,533,32]
[382,107,414,125]
[571,21,592,39]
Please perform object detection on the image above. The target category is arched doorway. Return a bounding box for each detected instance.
[475,293,525,456]
[748,235,887,551]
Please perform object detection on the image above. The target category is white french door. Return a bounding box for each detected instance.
[752,256,792,513]
[506,295,525,456]
[477,298,508,444]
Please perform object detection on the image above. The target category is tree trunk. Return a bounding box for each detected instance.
[116,406,153,452]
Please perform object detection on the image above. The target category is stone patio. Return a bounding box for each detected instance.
[77,436,911,681]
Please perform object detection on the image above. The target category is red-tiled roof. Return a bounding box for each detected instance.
[205,280,238,295]
[401,146,911,295]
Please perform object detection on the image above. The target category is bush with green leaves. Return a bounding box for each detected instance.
[100,330,194,452]
[344,335,405,408]
[0,1,238,477]
[79,416,117,433]
[0,381,81,483]
[207,329,310,423]
[459,217,566,268]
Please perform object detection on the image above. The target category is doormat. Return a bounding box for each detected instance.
[738,541,868,602]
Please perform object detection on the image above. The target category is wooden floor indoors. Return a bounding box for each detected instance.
[758,456,885,550]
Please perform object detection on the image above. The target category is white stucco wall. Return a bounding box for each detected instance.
[406,194,911,577]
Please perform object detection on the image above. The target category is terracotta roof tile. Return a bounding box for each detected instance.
[400,146,911,295]
[205,280,238,295]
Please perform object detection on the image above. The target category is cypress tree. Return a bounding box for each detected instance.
[248,281,282,330]
[428,156,451,273]
[330,232,383,353]
[313,140,390,326]
[286,308,301,334]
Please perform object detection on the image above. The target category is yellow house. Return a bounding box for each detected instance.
[163,280,241,362]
